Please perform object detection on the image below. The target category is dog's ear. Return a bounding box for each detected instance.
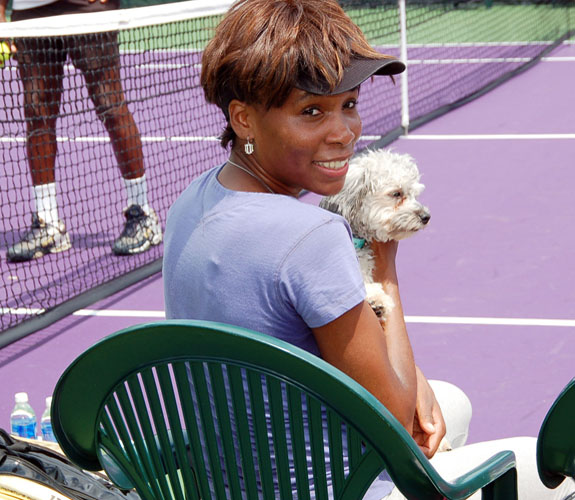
[319,197,343,216]
[321,161,370,214]
[345,167,372,218]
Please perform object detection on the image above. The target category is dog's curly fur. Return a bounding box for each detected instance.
[320,148,430,320]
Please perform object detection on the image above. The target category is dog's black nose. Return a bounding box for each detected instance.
[420,213,431,225]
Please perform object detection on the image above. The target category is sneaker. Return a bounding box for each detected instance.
[112,204,162,256]
[6,214,72,262]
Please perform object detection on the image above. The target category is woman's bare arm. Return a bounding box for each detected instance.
[312,240,417,431]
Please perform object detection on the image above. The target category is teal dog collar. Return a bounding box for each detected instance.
[353,237,366,249]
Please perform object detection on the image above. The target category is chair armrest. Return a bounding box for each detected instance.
[446,450,517,498]
[388,449,517,500]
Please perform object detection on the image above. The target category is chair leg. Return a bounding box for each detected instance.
[481,468,518,500]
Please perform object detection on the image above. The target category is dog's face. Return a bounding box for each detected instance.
[320,149,431,242]
[362,176,430,241]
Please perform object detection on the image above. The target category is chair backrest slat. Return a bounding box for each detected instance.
[156,364,201,498]
[188,363,228,498]
[108,387,146,475]
[327,411,346,498]
[287,386,311,500]
[122,374,172,495]
[206,363,244,498]
[226,365,260,499]
[140,369,186,500]
[267,377,293,500]
[112,381,162,496]
[307,395,329,500]
[246,370,276,498]
[172,362,211,499]
[347,425,363,470]
[99,410,160,497]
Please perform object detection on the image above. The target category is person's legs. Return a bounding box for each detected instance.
[73,32,145,182]
[6,35,71,262]
[384,381,575,500]
[71,32,162,255]
[428,379,472,449]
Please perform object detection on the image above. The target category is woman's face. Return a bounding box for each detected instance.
[247,87,362,197]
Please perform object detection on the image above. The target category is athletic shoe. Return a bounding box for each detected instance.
[6,214,72,262]
[112,204,162,256]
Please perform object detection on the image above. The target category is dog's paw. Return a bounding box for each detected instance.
[365,283,394,321]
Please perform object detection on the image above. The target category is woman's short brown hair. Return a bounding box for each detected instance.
[201,0,392,148]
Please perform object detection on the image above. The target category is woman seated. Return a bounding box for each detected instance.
[163,0,575,498]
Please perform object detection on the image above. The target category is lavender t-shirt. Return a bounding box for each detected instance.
[163,165,365,355]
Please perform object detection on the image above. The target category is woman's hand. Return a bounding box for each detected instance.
[412,366,447,458]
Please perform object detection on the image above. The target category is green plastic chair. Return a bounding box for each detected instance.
[51,320,517,499]
[537,377,575,489]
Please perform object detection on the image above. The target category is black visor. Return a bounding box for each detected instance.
[219,56,405,118]
[296,57,405,95]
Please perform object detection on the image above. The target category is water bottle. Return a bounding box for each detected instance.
[10,392,36,439]
[40,396,56,442]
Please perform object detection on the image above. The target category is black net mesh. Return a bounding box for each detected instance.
[401,0,574,129]
[0,0,573,344]
[0,3,229,341]
[344,0,404,148]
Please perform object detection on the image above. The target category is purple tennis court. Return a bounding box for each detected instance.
[0,28,574,457]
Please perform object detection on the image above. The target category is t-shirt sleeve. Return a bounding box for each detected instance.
[276,219,366,328]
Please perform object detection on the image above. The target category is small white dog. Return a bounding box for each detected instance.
[320,148,431,321]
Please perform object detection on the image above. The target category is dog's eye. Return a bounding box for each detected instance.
[391,191,403,198]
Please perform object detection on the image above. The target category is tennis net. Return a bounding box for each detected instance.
[0,0,573,346]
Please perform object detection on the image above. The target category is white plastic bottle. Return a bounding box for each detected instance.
[40,396,55,442]
[10,392,36,439]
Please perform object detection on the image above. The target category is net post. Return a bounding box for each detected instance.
[398,0,409,135]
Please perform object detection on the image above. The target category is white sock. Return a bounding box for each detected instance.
[124,175,150,214]
[33,183,59,226]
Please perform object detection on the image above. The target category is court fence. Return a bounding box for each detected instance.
[0,0,573,347]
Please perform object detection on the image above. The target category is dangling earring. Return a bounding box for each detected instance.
[244,137,254,155]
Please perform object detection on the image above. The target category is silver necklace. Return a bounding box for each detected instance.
[227,159,275,194]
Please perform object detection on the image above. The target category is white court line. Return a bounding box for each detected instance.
[70,309,575,327]
[0,307,45,315]
[409,58,532,64]
[2,307,573,327]
[542,56,575,62]
[130,56,574,69]
[3,52,571,74]
[73,309,165,318]
[401,133,575,140]
[1,135,375,143]
[409,55,575,65]
[170,136,220,142]
[0,137,25,142]
[405,316,575,327]
[406,41,555,48]
[0,136,220,142]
